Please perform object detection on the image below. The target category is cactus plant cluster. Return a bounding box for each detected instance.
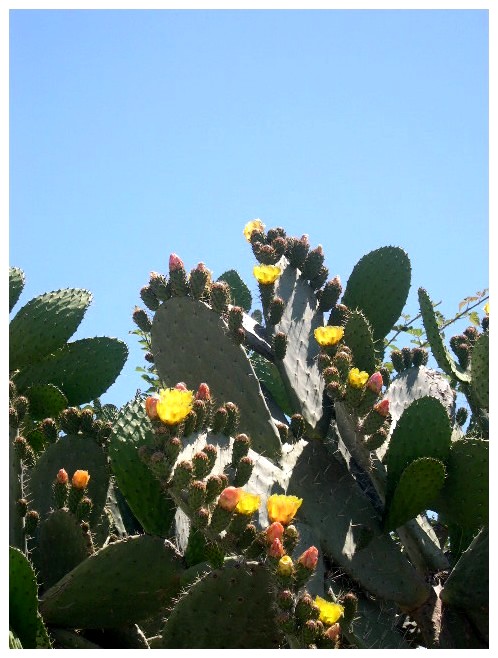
[9,219,488,649]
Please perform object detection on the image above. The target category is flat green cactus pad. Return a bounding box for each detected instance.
[418,288,471,383]
[9,288,92,371]
[25,383,68,420]
[470,332,489,410]
[250,351,294,417]
[9,547,42,649]
[26,433,109,525]
[160,561,284,648]
[385,396,452,505]
[341,247,411,342]
[9,266,25,313]
[109,396,176,537]
[343,310,376,374]
[31,508,90,591]
[434,438,488,531]
[272,259,326,434]
[14,337,128,406]
[40,535,185,628]
[151,296,282,460]
[218,269,252,311]
[384,457,446,531]
[441,526,488,609]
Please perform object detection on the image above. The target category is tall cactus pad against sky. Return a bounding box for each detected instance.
[9,266,25,312]
[341,246,411,343]
[150,296,282,460]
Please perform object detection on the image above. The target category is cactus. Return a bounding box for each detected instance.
[9,220,488,648]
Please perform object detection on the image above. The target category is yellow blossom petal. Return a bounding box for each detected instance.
[267,494,303,525]
[72,470,90,489]
[253,264,281,285]
[314,326,344,347]
[243,219,265,241]
[277,555,294,576]
[156,388,194,426]
[315,596,344,625]
[484,302,489,315]
[235,491,261,515]
[348,367,369,388]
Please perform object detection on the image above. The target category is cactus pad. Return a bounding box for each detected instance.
[25,383,68,420]
[150,296,281,460]
[218,269,252,311]
[9,266,25,312]
[435,438,488,531]
[9,288,92,371]
[40,535,185,628]
[384,457,446,531]
[343,310,376,374]
[385,396,452,505]
[14,337,128,406]
[26,433,109,525]
[418,288,470,383]
[441,526,488,609]
[470,331,488,410]
[109,396,177,536]
[341,247,411,342]
[160,560,284,648]
[272,259,326,434]
[250,351,294,417]
[9,547,41,649]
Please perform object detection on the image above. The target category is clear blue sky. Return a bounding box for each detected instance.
[9,9,489,408]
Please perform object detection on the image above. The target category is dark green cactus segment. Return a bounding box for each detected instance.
[341,247,411,342]
[343,311,376,375]
[26,433,109,526]
[384,457,446,531]
[9,288,92,371]
[249,352,294,417]
[218,269,252,312]
[385,396,452,505]
[272,260,326,434]
[9,547,40,648]
[160,561,284,648]
[40,535,185,628]
[9,266,26,312]
[109,396,176,536]
[31,508,89,590]
[286,440,431,607]
[470,331,488,410]
[441,526,488,609]
[435,439,488,531]
[24,383,68,420]
[150,296,281,460]
[14,337,128,406]
[339,595,412,649]
[418,288,471,383]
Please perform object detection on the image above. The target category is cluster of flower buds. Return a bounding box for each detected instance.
[391,346,429,372]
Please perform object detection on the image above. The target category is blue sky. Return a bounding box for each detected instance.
[9,8,489,408]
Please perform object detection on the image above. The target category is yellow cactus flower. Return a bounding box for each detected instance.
[72,470,90,490]
[314,596,344,625]
[235,491,261,515]
[243,219,265,241]
[253,264,281,285]
[267,494,303,525]
[484,302,489,315]
[156,388,194,426]
[277,555,294,576]
[314,325,344,347]
[348,367,369,388]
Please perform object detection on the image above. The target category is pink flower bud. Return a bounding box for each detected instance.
[374,399,390,417]
[145,396,159,420]
[324,623,341,641]
[196,383,211,401]
[366,372,383,394]
[56,468,68,484]
[268,538,285,558]
[169,253,184,272]
[297,545,319,570]
[175,382,188,391]
[218,486,242,512]
[266,521,285,543]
